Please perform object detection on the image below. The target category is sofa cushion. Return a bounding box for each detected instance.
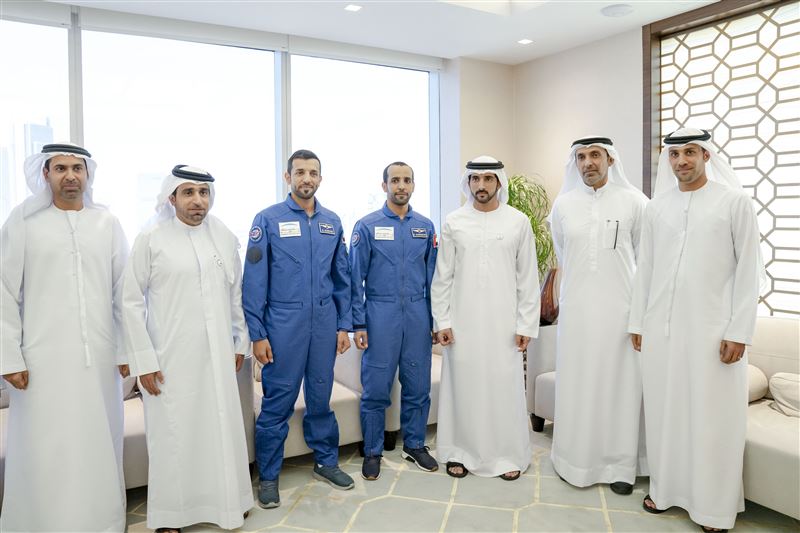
[769,373,800,418]
[748,364,768,403]
[252,379,362,458]
[745,399,800,519]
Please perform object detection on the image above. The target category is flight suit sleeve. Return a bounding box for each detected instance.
[242,212,270,341]
[349,221,371,330]
[332,225,353,332]
[424,222,438,331]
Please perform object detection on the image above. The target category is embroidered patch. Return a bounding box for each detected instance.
[319,222,335,235]
[432,233,438,248]
[249,226,262,242]
[246,247,263,264]
[411,227,428,239]
[351,232,361,246]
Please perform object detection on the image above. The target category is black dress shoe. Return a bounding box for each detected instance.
[610,481,633,495]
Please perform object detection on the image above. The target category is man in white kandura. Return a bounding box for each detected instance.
[629,127,763,532]
[1,143,128,532]
[122,165,253,532]
[431,156,540,480]
[549,136,648,495]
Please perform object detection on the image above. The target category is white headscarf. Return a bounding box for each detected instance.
[556,136,646,199]
[21,142,99,218]
[2,144,102,301]
[654,127,742,197]
[461,155,509,204]
[154,165,216,223]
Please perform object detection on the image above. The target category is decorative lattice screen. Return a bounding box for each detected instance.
[659,2,800,317]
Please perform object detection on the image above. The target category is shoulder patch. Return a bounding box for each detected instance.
[351,232,360,246]
[432,233,438,248]
[249,226,263,242]
[246,247,263,264]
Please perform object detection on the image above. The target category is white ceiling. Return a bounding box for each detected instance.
[59,0,716,65]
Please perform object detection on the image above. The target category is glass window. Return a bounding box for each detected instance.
[659,2,800,317]
[0,20,70,225]
[82,31,276,248]
[290,55,432,238]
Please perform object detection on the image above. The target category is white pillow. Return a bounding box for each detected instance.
[748,364,768,403]
[769,373,800,418]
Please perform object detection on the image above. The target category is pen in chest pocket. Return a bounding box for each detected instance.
[606,219,620,249]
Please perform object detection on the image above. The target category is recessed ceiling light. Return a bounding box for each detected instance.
[344,4,362,12]
[601,3,634,17]
[518,39,533,45]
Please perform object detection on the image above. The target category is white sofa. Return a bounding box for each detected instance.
[742,317,799,520]
[252,343,444,459]
[0,357,256,499]
[526,316,800,520]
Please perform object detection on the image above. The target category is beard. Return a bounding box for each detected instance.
[292,183,318,200]
[471,188,498,204]
[389,192,410,206]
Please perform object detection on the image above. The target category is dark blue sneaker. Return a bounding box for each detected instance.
[362,455,381,480]
[258,479,280,508]
[401,445,439,472]
[313,464,355,490]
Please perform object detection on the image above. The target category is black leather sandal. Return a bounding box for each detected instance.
[446,461,468,478]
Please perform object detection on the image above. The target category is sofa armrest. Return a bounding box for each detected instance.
[334,345,365,393]
[237,357,255,463]
[526,324,557,415]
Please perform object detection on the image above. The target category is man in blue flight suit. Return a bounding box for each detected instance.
[350,161,439,481]
[243,149,354,509]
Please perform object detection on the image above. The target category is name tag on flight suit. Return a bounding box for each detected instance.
[319,222,335,235]
[279,221,301,238]
[411,228,428,239]
[375,226,395,240]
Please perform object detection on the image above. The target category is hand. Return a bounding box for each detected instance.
[235,354,244,372]
[337,330,351,355]
[253,338,274,365]
[140,371,165,396]
[630,334,642,352]
[515,335,531,352]
[431,330,439,345]
[354,330,368,350]
[720,340,745,364]
[118,364,130,378]
[436,328,454,346]
[3,371,29,390]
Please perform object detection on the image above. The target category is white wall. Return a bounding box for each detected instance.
[439,57,515,218]
[512,29,644,199]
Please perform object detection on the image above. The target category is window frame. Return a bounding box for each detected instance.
[0,3,442,227]
[641,0,790,196]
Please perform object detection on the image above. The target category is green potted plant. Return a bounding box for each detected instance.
[506,174,556,281]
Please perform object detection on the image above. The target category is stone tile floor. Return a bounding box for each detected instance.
[126,423,799,532]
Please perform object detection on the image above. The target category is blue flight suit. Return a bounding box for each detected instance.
[349,203,437,457]
[243,194,352,481]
